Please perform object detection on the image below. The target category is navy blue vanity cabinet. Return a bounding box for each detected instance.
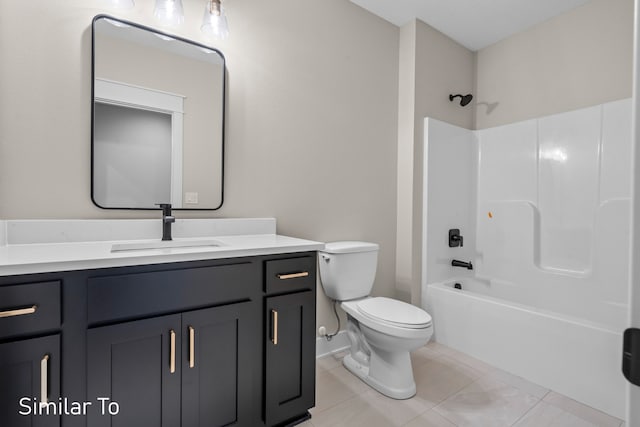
[0,281,62,427]
[85,259,261,427]
[263,255,316,427]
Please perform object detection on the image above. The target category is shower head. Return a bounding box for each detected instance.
[449,93,473,107]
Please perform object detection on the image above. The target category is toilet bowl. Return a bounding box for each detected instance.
[318,242,433,399]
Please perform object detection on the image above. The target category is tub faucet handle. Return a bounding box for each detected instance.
[449,229,463,247]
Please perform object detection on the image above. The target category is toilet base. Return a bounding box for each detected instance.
[343,353,416,400]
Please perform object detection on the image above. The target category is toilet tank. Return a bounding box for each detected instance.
[318,241,379,301]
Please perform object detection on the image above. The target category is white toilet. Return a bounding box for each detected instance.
[318,241,433,399]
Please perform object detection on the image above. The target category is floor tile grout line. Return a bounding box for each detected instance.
[430,373,486,421]
[399,405,452,427]
[507,396,545,427]
[308,388,364,419]
[539,393,623,427]
[432,403,462,427]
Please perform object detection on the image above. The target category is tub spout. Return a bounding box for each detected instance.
[451,259,473,270]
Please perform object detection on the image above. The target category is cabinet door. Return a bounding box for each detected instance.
[0,334,60,427]
[181,302,256,427]
[87,314,182,427]
[265,291,315,426]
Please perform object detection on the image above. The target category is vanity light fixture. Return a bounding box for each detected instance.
[201,0,230,40]
[154,0,185,27]
[109,0,230,39]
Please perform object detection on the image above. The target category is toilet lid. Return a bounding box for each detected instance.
[357,297,432,329]
[323,241,379,254]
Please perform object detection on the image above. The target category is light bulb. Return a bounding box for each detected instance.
[201,0,229,40]
[110,0,135,9]
[154,0,184,27]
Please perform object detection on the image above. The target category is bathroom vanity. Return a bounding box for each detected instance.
[0,219,322,427]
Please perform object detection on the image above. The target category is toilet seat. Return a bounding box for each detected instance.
[357,297,432,329]
[341,297,433,340]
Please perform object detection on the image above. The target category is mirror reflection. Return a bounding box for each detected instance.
[92,15,225,209]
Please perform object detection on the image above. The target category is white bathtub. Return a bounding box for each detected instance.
[424,278,626,419]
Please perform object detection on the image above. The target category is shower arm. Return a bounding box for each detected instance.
[449,93,473,107]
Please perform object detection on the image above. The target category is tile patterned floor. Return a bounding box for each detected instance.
[301,342,625,427]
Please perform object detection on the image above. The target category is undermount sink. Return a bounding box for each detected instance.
[111,238,224,253]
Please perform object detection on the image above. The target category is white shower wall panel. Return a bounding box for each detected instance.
[474,99,631,331]
[538,106,601,273]
[423,119,477,285]
[424,99,631,330]
[601,99,633,201]
[476,119,538,203]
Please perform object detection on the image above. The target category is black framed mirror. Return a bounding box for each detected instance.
[91,15,225,210]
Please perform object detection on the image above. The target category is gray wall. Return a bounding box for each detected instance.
[475,0,633,129]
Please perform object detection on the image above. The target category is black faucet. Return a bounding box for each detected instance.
[451,259,473,270]
[157,203,175,241]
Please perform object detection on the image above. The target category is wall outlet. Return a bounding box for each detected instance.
[184,192,199,204]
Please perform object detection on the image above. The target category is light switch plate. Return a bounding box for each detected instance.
[185,192,199,204]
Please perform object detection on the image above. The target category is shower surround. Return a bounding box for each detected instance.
[421,99,632,418]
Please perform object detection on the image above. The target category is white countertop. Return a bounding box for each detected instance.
[0,219,324,276]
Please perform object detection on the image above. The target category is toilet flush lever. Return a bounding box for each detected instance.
[321,254,331,262]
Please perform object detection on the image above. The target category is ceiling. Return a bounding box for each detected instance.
[349,0,592,51]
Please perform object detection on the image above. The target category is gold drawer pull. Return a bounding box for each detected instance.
[277,272,309,280]
[169,330,176,374]
[0,305,37,318]
[188,326,195,369]
[40,354,49,407]
[271,310,278,345]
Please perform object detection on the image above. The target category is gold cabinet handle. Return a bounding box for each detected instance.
[40,354,49,407]
[188,326,195,369]
[169,330,176,374]
[277,272,309,280]
[0,305,37,318]
[271,310,278,345]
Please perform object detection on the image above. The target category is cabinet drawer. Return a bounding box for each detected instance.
[0,281,61,340]
[88,262,258,325]
[265,256,316,294]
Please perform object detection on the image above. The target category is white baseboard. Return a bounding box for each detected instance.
[316,330,350,358]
